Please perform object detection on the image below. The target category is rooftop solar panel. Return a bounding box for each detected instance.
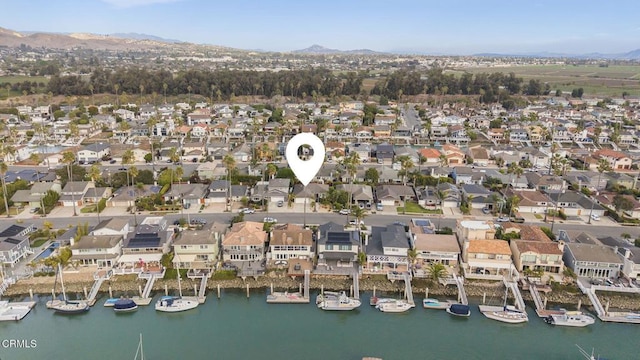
[4,238,23,245]
[327,232,351,243]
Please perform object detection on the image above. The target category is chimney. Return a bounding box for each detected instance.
[70,236,75,246]
[624,248,632,259]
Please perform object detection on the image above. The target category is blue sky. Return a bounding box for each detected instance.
[2,0,639,54]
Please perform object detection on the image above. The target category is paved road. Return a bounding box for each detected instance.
[402,105,422,130]
[7,211,638,241]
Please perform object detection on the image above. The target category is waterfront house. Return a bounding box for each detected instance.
[70,234,123,268]
[509,239,564,277]
[562,243,623,279]
[412,233,460,278]
[316,222,360,275]
[462,239,515,280]
[363,224,411,274]
[269,224,313,263]
[598,236,640,281]
[116,217,172,273]
[0,224,35,267]
[173,228,219,272]
[222,221,266,263]
[456,220,496,244]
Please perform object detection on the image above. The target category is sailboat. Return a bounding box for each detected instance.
[47,264,90,314]
[155,263,198,313]
[134,333,145,360]
[478,287,528,324]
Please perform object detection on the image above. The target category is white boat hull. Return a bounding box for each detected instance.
[479,305,528,324]
[155,297,199,313]
[545,312,595,327]
[316,292,361,311]
[377,300,414,313]
[423,298,454,310]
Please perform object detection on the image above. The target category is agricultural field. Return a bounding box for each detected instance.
[448,64,640,97]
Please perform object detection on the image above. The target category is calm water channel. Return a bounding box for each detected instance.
[1,290,637,360]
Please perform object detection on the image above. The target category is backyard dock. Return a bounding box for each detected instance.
[0,300,37,321]
[266,270,311,304]
[87,269,113,306]
[454,274,468,305]
[577,279,640,324]
[503,277,526,311]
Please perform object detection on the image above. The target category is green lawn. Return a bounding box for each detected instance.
[31,238,48,248]
[397,202,443,214]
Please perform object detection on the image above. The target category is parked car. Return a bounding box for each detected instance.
[349,219,364,226]
[510,216,525,223]
[482,207,491,214]
[109,159,117,164]
[263,217,277,223]
[239,208,255,214]
[190,218,207,225]
[339,209,351,215]
[30,207,40,214]
[590,214,601,221]
[277,200,284,207]
[376,203,383,211]
[496,216,510,222]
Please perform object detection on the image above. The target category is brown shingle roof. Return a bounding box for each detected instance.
[514,240,562,255]
[222,221,267,246]
[503,224,551,242]
[271,224,312,246]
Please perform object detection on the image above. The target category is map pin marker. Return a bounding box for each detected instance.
[285,133,326,186]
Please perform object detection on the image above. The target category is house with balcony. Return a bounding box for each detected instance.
[60,181,92,207]
[269,224,313,263]
[116,217,172,273]
[462,239,515,279]
[173,228,220,273]
[598,236,640,281]
[316,222,360,275]
[91,218,130,237]
[594,149,632,170]
[221,221,267,264]
[70,234,123,268]
[363,224,411,274]
[412,233,460,278]
[509,239,564,277]
[0,224,35,267]
[562,243,623,279]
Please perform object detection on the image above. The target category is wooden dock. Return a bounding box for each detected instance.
[0,301,36,321]
[266,270,311,304]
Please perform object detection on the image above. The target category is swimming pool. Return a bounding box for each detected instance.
[34,242,60,261]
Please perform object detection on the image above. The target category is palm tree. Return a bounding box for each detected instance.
[438,154,448,168]
[223,155,235,211]
[397,155,414,186]
[351,206,367,227]
[427,262,447,282]
[345,152,360,219]
[62,151,77,216]
[174,166,183,185]
[507,195,520,218]
[589,158,612,224]
[507,163,523,190]
[88,164,102,223]
[0,162,9,218]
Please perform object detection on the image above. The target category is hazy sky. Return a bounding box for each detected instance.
[2,0,639,54]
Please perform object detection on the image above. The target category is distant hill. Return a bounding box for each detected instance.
[110,32,183,43]
[473,49,640,60]
[293,44,382,55]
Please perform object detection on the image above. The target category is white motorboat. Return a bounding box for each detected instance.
[316,291,361,311]
[479,305,528,324]
[377,299,414,313]
[545,311,595,327]
[370,296,397,306]
[422,298,455,310]
[155,296,199,313]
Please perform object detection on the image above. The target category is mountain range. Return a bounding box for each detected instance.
[0,26,639,59]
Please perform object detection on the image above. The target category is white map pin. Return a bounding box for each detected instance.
[285,133,326,186]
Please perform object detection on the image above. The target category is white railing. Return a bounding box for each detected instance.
[454,274,468,305]
[503,278,526,311]
[529,284,545,311]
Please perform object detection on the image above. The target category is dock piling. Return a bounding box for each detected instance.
[543,296,547,309]
[83,287,88,299]
[194,284,197,296]
[138,285,143,297]
[350,285,353,298]
[246,284,250,298]
[164,284,168,296]
[299,283,302,294]
[482,292,486,304]
[373,285,376,298]
[29,289,33,300]
[108,286,113,298]
[51,289,55,299]
[605,300,610,314]
[425,287,428,298]
[270,283,273,294]
[577,299,582,311]
[217,284,221,299]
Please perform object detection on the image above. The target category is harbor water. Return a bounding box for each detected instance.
[1,290,638,360]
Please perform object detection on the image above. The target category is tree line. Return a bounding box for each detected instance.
[44,67,540,103]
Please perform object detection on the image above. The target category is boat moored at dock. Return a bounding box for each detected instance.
[423,298,455,310]
[446,303,471,317]
[0,300,37,321]
[316,291,361,311]
[155,296,199,313]
[114,298,138,313]
[377,299,414,313]
[479,305,528,324]
[545,311,595,327]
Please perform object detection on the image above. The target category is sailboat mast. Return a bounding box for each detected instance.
[59,263,67,302]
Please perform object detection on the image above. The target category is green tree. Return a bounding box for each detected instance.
[427,263,447,282]
[62,151,78,216]
[0,162,9,217]
[88,164,103,222]
[364,168,379,184]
